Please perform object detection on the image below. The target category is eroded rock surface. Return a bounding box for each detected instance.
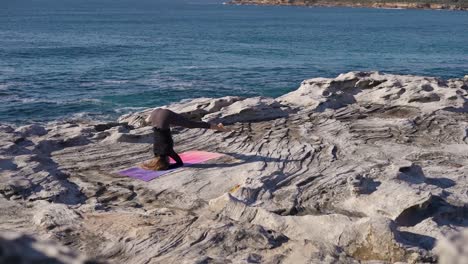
[0,71,467,263]
[0,231,93,264]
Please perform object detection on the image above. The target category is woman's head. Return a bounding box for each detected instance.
[141,155,169,171]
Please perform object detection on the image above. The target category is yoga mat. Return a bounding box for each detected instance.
[118,151,224,182]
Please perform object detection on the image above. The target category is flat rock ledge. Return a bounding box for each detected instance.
[1,71,467,263]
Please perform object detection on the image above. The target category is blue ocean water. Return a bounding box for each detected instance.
[1,0,467,124]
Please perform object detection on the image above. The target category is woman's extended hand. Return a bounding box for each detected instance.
[210,123,230,132]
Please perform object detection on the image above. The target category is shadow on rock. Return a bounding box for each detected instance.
[398,164,456,189]
[188,152,302,169]
[398,231,437,250]
[395,195,468,228]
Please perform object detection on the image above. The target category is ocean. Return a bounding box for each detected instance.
[1,0,467,123]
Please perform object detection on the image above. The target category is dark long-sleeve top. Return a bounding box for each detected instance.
[148,108,210,130]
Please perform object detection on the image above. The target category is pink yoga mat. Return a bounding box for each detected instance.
[118,151,224,182]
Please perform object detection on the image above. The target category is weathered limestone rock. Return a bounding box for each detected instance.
[279,71,468,113]
[33,201,82,230]
[0,72,467,263]
[435,229,468,264]
[165,96,244,119]
[203,96,289,124]
[0,231,92,264]
[15,124,48,137]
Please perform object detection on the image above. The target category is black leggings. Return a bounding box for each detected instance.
[167,149,183,169]
[153,127,183,169]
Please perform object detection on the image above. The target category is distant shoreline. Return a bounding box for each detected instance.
[227,1,468,11]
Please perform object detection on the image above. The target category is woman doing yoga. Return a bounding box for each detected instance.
[141,108,228,171]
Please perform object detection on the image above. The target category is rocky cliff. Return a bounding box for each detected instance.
[228,0,468,11]
[1,71,467,263]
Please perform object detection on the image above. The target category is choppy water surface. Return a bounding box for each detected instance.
[1,0,467,123]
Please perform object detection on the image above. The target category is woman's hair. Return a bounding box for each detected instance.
[142,155,169,171]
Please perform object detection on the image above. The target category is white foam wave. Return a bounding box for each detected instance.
[79,82,100,87]
[102,80,129,84]
[137,73,196,89]
[15,98,55,104]
[0,67,15,74]
[114,106,149,114]
[179,65,221,70]
[78,98,104,103]
[11,97,104,105]
[79,79,129,87]
[65,112,114,123]
[0,81,30,90]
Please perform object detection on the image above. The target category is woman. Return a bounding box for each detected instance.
[141,108,228,170]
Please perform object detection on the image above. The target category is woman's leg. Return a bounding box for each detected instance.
[168,149,183,169]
